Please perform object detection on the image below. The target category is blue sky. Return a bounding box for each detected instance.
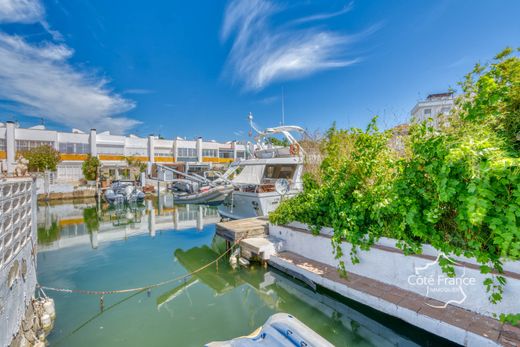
[0,0,519,141]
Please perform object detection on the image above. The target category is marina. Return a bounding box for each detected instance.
[35,199,455,347]
[0,1,519,346]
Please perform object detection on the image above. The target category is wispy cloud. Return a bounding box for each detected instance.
[0,1,138,134]
[0,0,44,24]
[290,1,354,25]
[123,88,155,95]
[221,0,370,91]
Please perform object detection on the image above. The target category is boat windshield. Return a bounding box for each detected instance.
[232,164,297,186]
[263,164,296,180]
[232,165,264,185]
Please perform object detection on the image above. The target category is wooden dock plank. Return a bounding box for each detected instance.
[215,217,269,242]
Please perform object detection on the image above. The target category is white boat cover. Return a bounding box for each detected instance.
[232,165,264,185]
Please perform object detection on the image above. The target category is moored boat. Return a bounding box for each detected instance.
[104,181,145,204]
[205,313,334,347]
[218,114,305,220]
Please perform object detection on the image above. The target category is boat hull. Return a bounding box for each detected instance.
[217,190,298,220]
[173,185,233,205]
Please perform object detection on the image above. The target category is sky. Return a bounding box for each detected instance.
[0,0,519,141]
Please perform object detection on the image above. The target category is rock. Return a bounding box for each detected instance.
[33,342,45,347]
[10,333,29,347]
[23,329,36,344]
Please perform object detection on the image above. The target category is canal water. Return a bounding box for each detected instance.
[37,197,456,347]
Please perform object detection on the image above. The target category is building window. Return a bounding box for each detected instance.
[0,138,5,151]
[236,151,245,159]
[423,108,432,115]
[155,152,174,157]
[177,148,197,158]
[219,149,233,158]
[202,149,218,157]
[126,147,147,156]
[441,107,451,114]
[59,142,89,154]
[97,144,124,155]
[16,140,54,152]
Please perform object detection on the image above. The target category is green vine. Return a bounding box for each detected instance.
[270,48,520,320]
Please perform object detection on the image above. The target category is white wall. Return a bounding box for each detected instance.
[270,223,520,318]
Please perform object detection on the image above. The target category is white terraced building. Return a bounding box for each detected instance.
[410,92,455,126]
[0,121,249,181]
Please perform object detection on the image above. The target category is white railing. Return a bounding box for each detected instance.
[0,178,35,271]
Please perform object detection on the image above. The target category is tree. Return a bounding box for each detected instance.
[82,155,101,181]
[21,145,61,172]
[267,136,290,147]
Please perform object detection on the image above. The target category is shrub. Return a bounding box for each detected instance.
[270,48,520,310]
[21,145,61,172]
[82,155,101,181]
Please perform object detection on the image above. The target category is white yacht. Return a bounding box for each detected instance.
[218,115,306,220]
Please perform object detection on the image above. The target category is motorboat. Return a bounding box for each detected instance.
[218,114,305,220]
[104,181,145,204]
[171,183,234,205]
[160,166,237,205]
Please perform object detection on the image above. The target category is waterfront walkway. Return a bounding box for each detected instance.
[269,251,520,347]
[216,217,520,346]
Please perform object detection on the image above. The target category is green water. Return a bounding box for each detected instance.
[37,197,455,347]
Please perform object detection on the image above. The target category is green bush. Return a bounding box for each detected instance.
[270,48,520,311]
[21,145,61,172]
[82,155,101,181]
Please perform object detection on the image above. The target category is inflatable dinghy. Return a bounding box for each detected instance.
[205,313,333,347]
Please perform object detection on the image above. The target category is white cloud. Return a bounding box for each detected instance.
[0,0,44,24]
[0,33,138,133]
[221,0,366,91]
[290,2,354,25]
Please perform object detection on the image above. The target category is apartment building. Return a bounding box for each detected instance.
[411,92,455,126]
[0,121,248,181]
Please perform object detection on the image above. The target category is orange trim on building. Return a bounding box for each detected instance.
[203,157,234,163]
[59,217,84,226]
[131,156,148,162]
[60,153,88,161]
[99,154,126,161]
[0,151,6,159]
[155,157,175,163]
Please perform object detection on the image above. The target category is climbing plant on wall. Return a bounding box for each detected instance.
[270,48,520,323]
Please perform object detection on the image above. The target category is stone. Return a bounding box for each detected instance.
[23,329,36,344]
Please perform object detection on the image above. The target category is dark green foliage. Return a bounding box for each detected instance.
[270,48,520,312]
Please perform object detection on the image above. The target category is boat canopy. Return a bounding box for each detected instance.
[232,165,264,185]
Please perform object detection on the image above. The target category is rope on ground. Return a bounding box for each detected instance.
[37,238,242,296]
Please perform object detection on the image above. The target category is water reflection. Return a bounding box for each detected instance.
[37,195,220,251]
[37,199,454,347]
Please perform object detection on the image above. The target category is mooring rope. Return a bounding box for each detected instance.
[37,238,241,296]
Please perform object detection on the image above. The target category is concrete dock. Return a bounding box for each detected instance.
[215,218,520,346]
